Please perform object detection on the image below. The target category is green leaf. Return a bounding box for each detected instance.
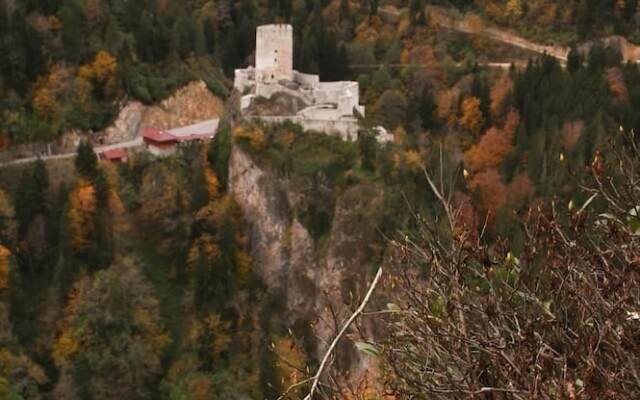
[355,341,380,357]
[386,303,401,312]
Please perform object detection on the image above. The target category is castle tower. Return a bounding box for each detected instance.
[255,24,293,83]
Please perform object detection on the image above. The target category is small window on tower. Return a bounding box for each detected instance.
[275,58,278,63]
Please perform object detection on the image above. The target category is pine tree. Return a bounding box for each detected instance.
[207,124,231,192]
[567,46,582,73]
[59,0,87,63]
[75,141,98,179]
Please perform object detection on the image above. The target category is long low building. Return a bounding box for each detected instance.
[141,119,219,157]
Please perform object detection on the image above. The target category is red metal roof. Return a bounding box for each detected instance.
[101,148,127,160]
[141,128,177,143]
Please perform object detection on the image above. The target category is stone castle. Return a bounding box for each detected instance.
[234,24,365,140]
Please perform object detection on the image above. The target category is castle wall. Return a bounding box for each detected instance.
[256,25,293,83]
[293,71,320,88]
[314,82,361,115]
[234,68,255,94]
[248,115,359,141]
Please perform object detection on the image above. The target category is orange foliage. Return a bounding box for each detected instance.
[67,180,96,252]
[404,149,422,172]
[452,192,479,236]
[187,233,220,270]
[507,173,535,208]
[32,64,73,118]
[235,250,252,286]
[606,67,628,102]
[561,120,585,150]
[436,89,459,124]
[204,168,220,199]
[460,96,484,135]
[233,124,266,150]
[338,367,396,399]
[53,330,79,366]
[273,336,307,398]
[77,50,118,97]
[0,245,10,291]
[48,15,62,30]
[468,168,507,217]
[490,74,513,120]
[464,111,519,173]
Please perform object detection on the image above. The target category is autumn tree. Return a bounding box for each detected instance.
[464,110,519,173]
[273,336,308,399]
[53,260,169,399]
[468,168,507,217]
[0,305,48,398]
[77,49,118,100]
[67,179,96,253]
[459,96,484,136]
[379,133,640,399]
[489,73,513,121]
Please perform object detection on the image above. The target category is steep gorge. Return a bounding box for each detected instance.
[229,144,386,379]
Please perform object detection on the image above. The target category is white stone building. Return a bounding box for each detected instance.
[234,24,365,140]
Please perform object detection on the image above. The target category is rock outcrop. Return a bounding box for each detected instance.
[97,80,224,145]
[229,144,385,377]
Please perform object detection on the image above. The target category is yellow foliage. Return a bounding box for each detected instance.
[187,234,220,270]
[393,126,407,145]
[235,250,252,286]
[32,64,73,118]
[279,130,295,148]
[48,15,62,30]
[505,0,524,21]
[233,124,266,150]
[33,86,59,118]
[204,313,231,362]
[404,150,422,172]
[0,246,10,291]
[53,330,79,366]
[77,50,118,97]
[204,168,220,199]
[460,96,484,136]
[68,180,96,252]
[0,348,48,386]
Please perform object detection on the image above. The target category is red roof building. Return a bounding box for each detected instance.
[100,148,128,162]
[141,128,179,156]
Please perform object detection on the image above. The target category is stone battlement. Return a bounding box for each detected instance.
[234,24,366,141]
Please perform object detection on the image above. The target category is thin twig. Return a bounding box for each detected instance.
[303,267,384,400]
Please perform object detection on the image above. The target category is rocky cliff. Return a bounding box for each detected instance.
[229,144,386,377]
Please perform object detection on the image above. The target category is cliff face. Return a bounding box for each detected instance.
[229,145,385,375]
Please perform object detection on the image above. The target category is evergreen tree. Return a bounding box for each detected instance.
[368,0,379,16]
[15,160,49,236]
[59,0,87,63]
[75,141,98,179]
[410,0,427,26]
[207,125,232,192]
[567,46,582,73]
[576,0,594,39]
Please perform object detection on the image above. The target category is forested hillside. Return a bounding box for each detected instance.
[2,0,640,399]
